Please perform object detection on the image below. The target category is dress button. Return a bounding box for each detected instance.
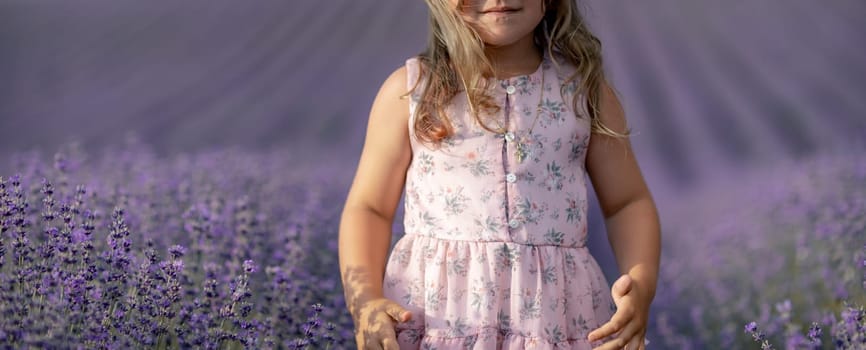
[505,173,517,183]
[506,85,516,95]
[508,219,520,228]
[504,132,515,142]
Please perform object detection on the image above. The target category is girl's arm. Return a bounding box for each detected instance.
[338,65,412,321]
[586,77,660,300]
[585,78,661,348]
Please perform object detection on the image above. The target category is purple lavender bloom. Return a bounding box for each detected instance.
[807,322,822,343]
[745,321,758,334]
[168,245,187,259]
[243,260,257,274]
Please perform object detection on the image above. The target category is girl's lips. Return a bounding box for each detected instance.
[482,9,521,16]
[482,6,521,13]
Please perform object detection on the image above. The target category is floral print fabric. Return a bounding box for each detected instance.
[383,52,616,349]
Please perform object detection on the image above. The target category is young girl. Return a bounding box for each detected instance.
[338,0,661,349]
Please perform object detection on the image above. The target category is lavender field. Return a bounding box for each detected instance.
[0,140,863,348]
[2,0,865,348]
[652,151,866,348]
[1,141,354,348]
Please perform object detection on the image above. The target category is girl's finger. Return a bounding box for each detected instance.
[378,326,399,350]
[382,336,400,350]
[588,306,634,342]
[355,332,368,350]
[626,334,642,350]
[384,301,411,323]
[365,338,384,350]
[593,321,641,350]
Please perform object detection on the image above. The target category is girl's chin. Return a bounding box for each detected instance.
[479,33,532,48]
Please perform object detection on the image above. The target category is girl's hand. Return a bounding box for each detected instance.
[587,274,650,350]
[353,297,413,350]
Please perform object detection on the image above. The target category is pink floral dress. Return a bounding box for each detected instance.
[382,51,616,349]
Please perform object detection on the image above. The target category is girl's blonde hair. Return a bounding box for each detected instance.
[410,0,631,145]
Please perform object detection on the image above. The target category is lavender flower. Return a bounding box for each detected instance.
[168,244,186,260]
[243,259,257,274]
[744,321,774,350]
[807,322,822,345]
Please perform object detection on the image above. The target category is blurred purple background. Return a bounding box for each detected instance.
[2,0,865,279]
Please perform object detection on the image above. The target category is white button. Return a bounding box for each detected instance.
[508,219,520,228]
[506,85,516,94]
[504,132,515,142]
[505,173,517,183]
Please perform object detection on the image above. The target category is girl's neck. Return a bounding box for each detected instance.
[484,34,543,80]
